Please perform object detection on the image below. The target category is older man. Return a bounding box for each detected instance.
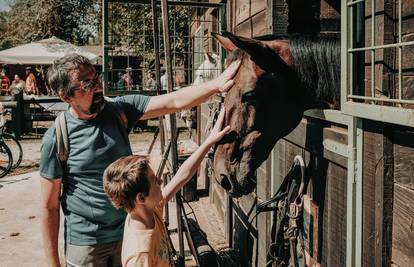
[39,54,240,267]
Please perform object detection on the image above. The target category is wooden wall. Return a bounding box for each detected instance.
[361,1,414,266]
[273,118,349,266]
[196,1,344,266]
[195,1,414,266]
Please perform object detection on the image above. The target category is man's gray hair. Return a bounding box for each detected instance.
[47,54,93,97]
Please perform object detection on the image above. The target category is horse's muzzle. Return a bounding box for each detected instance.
[217,172,256,198]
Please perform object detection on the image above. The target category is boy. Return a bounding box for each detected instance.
[103,108,230,267]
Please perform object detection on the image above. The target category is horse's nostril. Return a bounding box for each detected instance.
[219,174,232,191]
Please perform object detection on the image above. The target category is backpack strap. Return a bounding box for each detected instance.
[55,111,69,162]
[55,102,128,165]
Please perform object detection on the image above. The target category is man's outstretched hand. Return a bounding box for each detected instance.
[209,60,241,93]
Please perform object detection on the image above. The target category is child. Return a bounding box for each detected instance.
[103,108,230,267]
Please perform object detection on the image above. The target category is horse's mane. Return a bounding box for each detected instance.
[225,34,340,107]
[289,33,341,107]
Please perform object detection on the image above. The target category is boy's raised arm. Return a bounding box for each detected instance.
[161,109,230,202]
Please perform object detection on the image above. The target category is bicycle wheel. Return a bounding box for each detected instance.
[3,133,23,169]
[0,142,13,178]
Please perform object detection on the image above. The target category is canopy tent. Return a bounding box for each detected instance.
[0,37,100,65]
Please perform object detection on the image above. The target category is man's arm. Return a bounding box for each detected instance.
[40,177,62,267]
[141,60,240,120]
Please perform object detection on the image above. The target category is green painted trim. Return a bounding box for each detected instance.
[355,118,363,266]
[304,109,352,126]
[343,102,414,127]
[322,139,350,158]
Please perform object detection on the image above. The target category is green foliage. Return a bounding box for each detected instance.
[108,3,190,68]
[0,0,102,50]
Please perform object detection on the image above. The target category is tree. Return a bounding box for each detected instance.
[0,0,102,50]
[108,2,190,68]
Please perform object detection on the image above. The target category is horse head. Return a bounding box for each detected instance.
[212,32,340,197]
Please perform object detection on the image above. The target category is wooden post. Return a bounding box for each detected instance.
[160,0,185,263]
[12,91,24,139]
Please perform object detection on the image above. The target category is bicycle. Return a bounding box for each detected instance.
[0,108,23,178]
[0,136,12,178]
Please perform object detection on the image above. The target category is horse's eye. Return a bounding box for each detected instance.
[241,91,256,103]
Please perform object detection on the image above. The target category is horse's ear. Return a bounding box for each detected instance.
[212,32,237,52]
[221,32,294,77]
[204,52,217,64]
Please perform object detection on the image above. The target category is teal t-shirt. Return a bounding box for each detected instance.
[40,95,150,245]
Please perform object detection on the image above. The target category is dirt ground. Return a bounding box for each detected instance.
[0,122,238,266]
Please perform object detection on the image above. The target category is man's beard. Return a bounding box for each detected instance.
[87,92,106,115]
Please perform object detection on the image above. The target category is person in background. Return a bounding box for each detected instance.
[117,72,126,90]
[145,71,156,91]
[0,70,11,95]
[35,65,47,95]
[25,66,39,95]
[124,68,134,90]
[174,70,185,90]
[10,74,26,95]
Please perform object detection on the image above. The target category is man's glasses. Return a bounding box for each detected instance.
[76,74,102,93]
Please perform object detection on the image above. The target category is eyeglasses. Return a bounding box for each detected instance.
[76,74,102,93]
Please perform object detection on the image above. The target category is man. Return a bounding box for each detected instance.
[25,66,38,95]
[40,54,240,267]
[10,74,26,95]
[0,70,10,95]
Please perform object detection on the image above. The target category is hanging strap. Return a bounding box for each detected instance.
[55,111,69,162]
[263,155,306,267]
[55,102,128,164]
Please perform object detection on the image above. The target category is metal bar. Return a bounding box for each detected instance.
[346,118,356,267]
[181,201,201,267]
[103,0,109,94]
[348,40,414,52]
[398,0,402,105]
[108,0,224,8]
[347,0,365,7]
[355,118,363,267]
[341,0,349,113]
[150,0,166,154]
[343,101,414,127]
[304,109,353,126]
[2,101,17,108]
[160,0,184,263]
[342,3,356,266]
[371,0,375,100]
[348,94,414,104]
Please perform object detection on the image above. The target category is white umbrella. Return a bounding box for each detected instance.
[0,36,99,65]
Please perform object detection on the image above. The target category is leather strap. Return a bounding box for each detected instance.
[55,111,69,162]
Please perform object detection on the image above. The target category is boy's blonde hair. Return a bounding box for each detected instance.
[103,155,150,212]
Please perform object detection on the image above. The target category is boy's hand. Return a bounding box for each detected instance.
[209,60,241,93]
[206,108,231,144]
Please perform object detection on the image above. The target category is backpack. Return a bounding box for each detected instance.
[55,101,128,163]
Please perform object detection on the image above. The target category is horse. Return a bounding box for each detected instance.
[180,53,221,130]
[193,52,221,85]
[212,32,340,197]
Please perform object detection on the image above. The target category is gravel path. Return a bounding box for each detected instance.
[0,126,237,266]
